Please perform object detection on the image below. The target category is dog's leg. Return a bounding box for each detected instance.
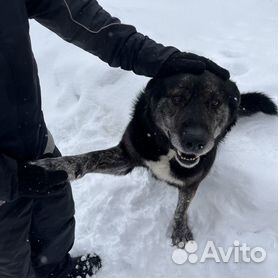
[171,184,199,248]
[32,144,135,181]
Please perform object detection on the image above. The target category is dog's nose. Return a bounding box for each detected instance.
[181,126,209,153]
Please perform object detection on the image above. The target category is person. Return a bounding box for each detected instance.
[0,0,230,277]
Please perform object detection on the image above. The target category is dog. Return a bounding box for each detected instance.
[33,71,277,248]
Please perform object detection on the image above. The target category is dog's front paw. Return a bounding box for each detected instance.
[31,157,76,181]
[32,157,61,171]
[171,223,193,248]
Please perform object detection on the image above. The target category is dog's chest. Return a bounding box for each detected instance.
[144,150,184,186]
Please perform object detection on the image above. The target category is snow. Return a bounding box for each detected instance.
[30,0,278,277]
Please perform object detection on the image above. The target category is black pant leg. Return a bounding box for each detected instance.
[30,184,75,278]
[30,146,75,278]
[0,198,35,278]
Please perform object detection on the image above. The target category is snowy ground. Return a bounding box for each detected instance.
[30,0,278,277]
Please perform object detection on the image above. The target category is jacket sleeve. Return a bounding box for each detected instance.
[0,155,18,203]
[26,0,178,77]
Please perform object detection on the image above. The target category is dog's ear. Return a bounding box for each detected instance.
[133,78,161,117]
[145,78,160,95]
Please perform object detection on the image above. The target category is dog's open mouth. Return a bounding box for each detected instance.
[174,149,200,168]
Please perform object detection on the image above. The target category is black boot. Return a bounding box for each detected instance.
[66,254,102,278]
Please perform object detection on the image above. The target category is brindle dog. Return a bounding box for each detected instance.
[33,71,277,247]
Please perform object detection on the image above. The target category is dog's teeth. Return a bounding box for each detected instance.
[175,150,199,162]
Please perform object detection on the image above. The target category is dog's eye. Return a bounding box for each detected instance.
[171,96,183,105]
[211,99,221,108]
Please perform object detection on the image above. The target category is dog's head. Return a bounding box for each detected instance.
[145,71,240,168]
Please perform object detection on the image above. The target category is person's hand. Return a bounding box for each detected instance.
[17,153,68,197]
[157,51,230,80]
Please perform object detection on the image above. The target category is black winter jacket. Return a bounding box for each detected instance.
[0,0,177,201]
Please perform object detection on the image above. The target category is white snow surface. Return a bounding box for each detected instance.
[30,0,278,277]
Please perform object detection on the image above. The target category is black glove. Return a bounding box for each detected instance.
[157,51,230,80]
[17,153,68,197]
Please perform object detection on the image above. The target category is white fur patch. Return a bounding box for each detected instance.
[145,150,184,186]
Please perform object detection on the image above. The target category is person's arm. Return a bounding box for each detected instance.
[26,0,178,77]
[26,0,229,79]
[0,154,18,203]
